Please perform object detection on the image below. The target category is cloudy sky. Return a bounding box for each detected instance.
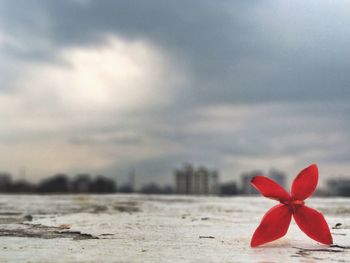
[0,0,349,187]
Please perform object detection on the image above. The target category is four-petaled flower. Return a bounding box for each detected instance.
[250,164,333,247]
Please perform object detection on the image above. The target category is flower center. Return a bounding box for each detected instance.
[291,200,304,206]
[281,199,304,213]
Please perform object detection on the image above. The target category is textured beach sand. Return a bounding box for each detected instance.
[0,194,349,262]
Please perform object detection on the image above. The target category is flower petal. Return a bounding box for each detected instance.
[251,204,292,247]
[293,205,333,245]
[251,176,290,202]
[291,164,318,200]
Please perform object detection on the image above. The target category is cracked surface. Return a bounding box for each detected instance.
[0,194,349,262]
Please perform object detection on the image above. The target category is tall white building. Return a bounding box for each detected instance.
[175,164,219,195]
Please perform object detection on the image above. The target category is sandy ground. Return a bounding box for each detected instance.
[0,194,349,262]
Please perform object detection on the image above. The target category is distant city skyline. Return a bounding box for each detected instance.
[1,163,349,196]
[1,164,348,191]
[1,1,350,186]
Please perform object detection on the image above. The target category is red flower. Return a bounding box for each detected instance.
[250,164,333,247]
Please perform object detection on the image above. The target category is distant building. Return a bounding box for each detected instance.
[241,170,263,195]
[140,183,174,195]
[37,174,70,193]
[140,183,162,194]
[90,175,117,193]
[0,172,117,194]
[240,169,287,195]
[327,178,350,197]
[268,169,286,189]
[175,164,219,195]
[0,173,12,192]
[118,184,134,193]
[72,174,92,193]
[220,182,238,196]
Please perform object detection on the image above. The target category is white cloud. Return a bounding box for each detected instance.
[0,36,189,179]
[17,36,179,113]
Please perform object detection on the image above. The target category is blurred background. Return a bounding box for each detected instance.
[0,0,349,196]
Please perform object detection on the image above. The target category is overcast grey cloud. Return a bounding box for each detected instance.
[0,0,349,187]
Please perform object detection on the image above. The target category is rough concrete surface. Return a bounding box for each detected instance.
[0,194,349,262]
